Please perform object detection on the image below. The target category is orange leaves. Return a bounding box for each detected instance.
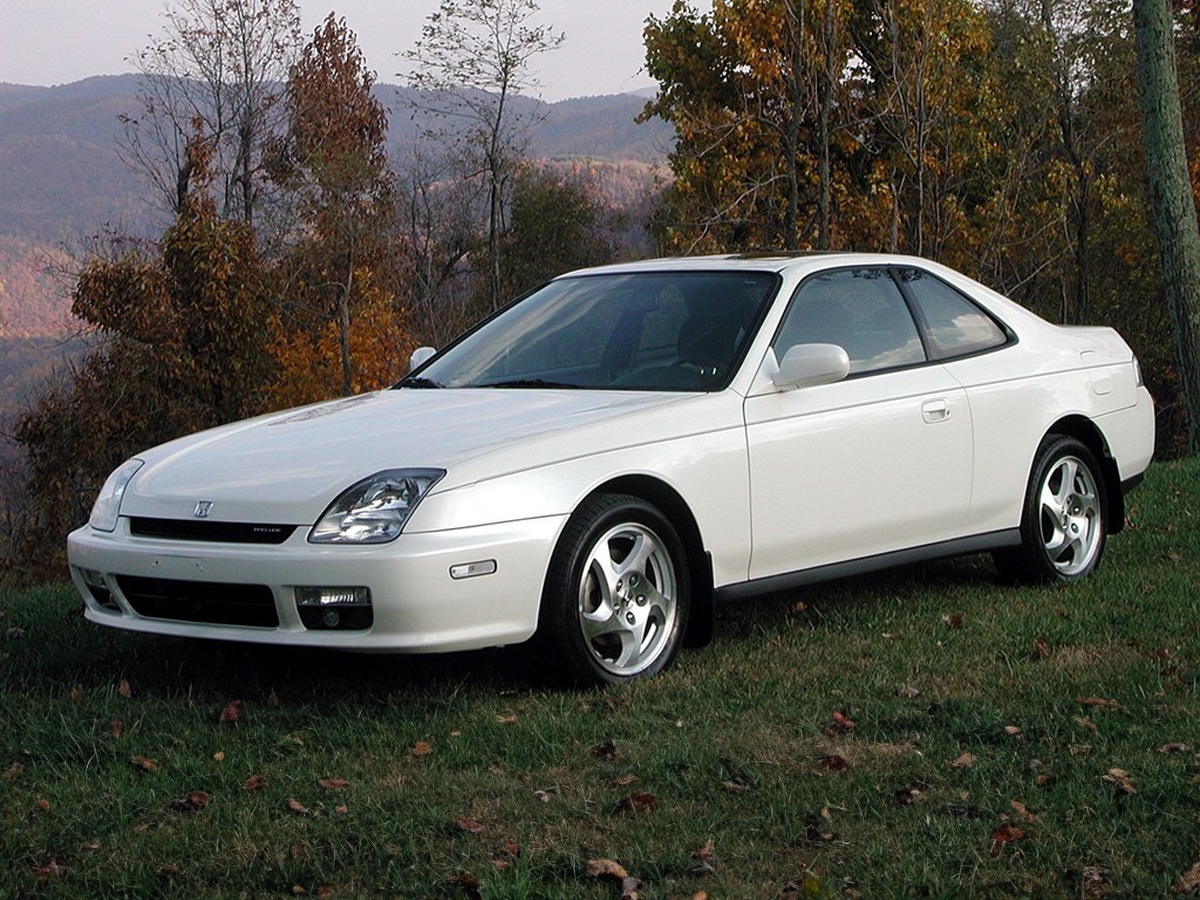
[989,823,1025,857]
[130,755,160,773]
[412,741,433,757]
[220,700,245,725]
[171,790,211,813]
[318,777,350,791]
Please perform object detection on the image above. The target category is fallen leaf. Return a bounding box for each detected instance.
[1101,768,1136,794]
[449,872,482,899]
[1159,743,1190,754]
[318,778,350,790]
[587,859,629,879]
[457,816,485,833]
[1033,638,1050,658]
[80,841,100,852]
[819,754,849,771]
[503,840,520,857]
[316,887,335,898]
[118,678,132,698]
[898,685,921,699]
[287,798,310,816]
[1069,744,1092,756]
[618,792,658,813]
[170,790,210,813]
[1175,862,1200,893]
[267,688,280,707]
[157,864,182,878]
[213,751,224,762]
[496,714,517,725]
[335,805,348,815]
[4,761,24,781]
[38,798,50,812]
[832,711,856,731]
[412,741,433,757]
[219,700,245,724]
[589,739,618,760]
[612,774,637,786]
[30,859,66,883]
[69,684,84,702]
[990,823,1025,856]
[949,752,976,769]
[242,774,268,792]
[722,780,751,793]
[942,611,964,629]
[533,790,551,803]
[1004,725,1022,737]
[1073,716,1097,734]
[131,755,159,772]
[895,787,921,805]
[1076,697,1121,711]
[1036,774,1053,788]
[6,627,25,640]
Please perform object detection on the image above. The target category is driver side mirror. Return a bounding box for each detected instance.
[409,346,437,372]
[772,343,850,390]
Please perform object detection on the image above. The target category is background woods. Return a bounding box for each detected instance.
[2,0,1200,576]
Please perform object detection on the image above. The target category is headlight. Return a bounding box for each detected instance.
[88,459,144,532]
[308,469,444,544]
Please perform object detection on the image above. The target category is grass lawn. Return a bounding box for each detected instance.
[3,458,1199,898]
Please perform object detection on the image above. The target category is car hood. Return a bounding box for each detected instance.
[120,389,687,524]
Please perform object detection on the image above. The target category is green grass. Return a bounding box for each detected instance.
[4,459,1200,898]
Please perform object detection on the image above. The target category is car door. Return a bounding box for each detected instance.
[744,266,974,581]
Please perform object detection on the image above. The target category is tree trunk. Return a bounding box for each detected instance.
[1134,0,1200,453]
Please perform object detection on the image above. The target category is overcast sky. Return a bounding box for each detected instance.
[0,0,680,101]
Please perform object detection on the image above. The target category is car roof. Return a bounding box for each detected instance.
[556,252,943,279]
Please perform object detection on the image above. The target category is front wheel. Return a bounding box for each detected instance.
[994,435,1107,584]
[541,494,690,685]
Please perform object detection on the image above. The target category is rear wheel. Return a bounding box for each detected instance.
[541,494,689,685]
[994,435,1107,583]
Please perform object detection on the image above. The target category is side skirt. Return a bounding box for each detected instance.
[714,529,1022,605]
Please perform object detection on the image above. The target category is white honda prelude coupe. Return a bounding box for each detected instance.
[68,253,1155,684]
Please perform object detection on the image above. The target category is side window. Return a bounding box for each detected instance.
[899,268,1009,360]
[773,268,925,374]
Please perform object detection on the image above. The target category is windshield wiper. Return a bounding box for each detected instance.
[476,378,580,389]
[396,376,443,389]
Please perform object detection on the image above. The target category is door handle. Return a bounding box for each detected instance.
[922,399,951,423]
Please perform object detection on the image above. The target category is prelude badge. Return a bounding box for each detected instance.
[194,501,214,519]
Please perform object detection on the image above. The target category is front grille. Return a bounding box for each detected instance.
[129,518,296,545]
[117,576,279,627]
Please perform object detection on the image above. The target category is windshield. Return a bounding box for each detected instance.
[400,271,779,391]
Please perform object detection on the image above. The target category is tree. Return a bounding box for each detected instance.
[1133,0,1200,452]
[269,13,404,398]
[499,167,616,299]
[121,0,302,224]
[403,0,563,313]
[15,138,276,565]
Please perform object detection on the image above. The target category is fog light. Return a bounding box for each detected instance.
[295,586,372,631]
[78,568,119,611]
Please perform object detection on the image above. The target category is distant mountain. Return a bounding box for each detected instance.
[0,76,673,343]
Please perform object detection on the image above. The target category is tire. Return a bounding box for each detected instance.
[541,493,690,685]
[994,434,1107,584]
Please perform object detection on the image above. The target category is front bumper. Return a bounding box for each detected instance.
[67,514,567,653]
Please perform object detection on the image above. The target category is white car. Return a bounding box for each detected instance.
[68,254,1155,684]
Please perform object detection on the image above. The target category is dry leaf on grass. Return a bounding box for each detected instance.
[1076,696,1122,711]
[618,792,658,813]
[170,790,210,813]
[118,678,132,698]
[131,755,159,772]
[412,741,433,757]
[587,859,628,879]
[1101,768,1136,794]
[832,711,856,731]
[589,738,619,760]
[990,823,1025,857]
[219,700,245,724]
[30,859,66,883]
[1174,862,1200,893]
[819,754,849,771]
[242,774,268,792]
[1159,743,1190,753]
[4,761,24,781]
[949,752,976,769]
[287,798,310,816]
[457,816,485,833]
[318,778,350,790]
[942,611,965,629]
